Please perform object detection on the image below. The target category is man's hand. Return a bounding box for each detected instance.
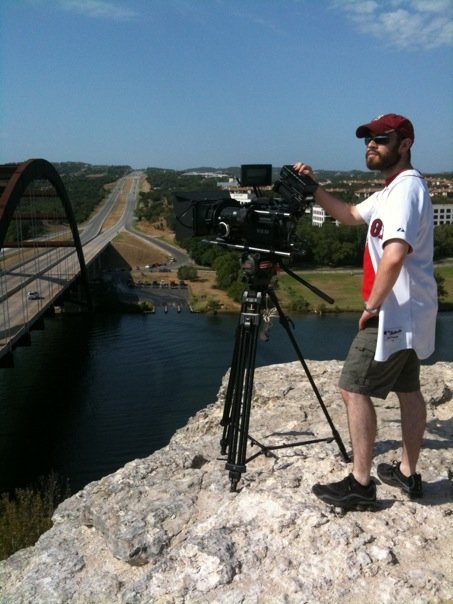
[293,161,364,226]
[359,308,379,330]
[293,162,316,180]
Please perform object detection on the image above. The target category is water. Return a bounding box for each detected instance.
[1,311,452,493]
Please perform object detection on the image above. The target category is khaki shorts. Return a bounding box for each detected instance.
[339,321,420,399]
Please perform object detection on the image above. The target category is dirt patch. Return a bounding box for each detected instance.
[106,232,168,269]
[101,179,133,232]
[134,220,177,246]
[140,178,151,193]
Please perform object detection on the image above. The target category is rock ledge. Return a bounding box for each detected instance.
[1,361,452,603]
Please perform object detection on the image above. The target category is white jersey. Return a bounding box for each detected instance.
[357,169,437,362]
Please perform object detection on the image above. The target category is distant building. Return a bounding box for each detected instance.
[354,187,381,200]
[426,177,453,200]
[218,179,273,204]
[311,204,340,227]
[433,204,453,226]
[184,171,230,179]
[230,191,256,204]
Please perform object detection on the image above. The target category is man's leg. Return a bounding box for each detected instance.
[311,388,377,507]
[376,389,425,499]
[397,390,426,476]
[311,325,379,508]
[341,388,376,486]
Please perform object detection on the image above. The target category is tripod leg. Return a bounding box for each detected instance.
[219,322,241,455]
[222,290,262,491]
[267,289,350,462]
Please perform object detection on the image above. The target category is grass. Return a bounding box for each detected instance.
[276,264,453,313]
[277,269,364,312]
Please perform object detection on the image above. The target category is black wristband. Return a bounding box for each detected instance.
[364,303,380,314]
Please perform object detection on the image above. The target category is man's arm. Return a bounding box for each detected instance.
[293,162,364,226]
[359,239,409,329]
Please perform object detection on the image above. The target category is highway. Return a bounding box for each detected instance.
[1,170,185,357]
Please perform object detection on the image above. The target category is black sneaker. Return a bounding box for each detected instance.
[312,473,376,509]
[377,461,423,499]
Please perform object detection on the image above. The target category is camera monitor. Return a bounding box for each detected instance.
[241,164,272,187]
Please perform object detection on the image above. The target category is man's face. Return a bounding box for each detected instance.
[365,131,402,171]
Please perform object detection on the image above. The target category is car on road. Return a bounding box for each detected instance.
[27,291,40,300]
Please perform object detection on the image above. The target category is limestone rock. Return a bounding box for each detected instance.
[1,361,452,603]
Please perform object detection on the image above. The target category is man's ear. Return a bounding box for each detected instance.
[400,137,413,153]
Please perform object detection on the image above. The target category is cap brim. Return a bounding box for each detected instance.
[356,123,388,138]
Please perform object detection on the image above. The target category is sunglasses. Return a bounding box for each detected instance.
[363,133,394,146]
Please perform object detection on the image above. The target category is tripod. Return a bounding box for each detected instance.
[219,252,350,491]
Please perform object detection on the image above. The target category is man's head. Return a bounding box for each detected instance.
[356,113,414,174]
[356,113,414,142]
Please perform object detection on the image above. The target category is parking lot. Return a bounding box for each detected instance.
[111,269,190,311]
[132,279,189,309]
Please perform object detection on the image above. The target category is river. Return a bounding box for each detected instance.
[1,311,452,494]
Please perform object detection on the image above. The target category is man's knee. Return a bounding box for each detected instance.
[340,388,367,406]
[340,387,351,405]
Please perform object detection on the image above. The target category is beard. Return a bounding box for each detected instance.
[366,146,401,172]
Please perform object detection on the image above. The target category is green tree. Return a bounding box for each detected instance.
[435,270,447,301]
[434,224,453,260]
[177,265,198,280]
[295,221,366,267]
[213,253,241,289]
[227,279,246,302]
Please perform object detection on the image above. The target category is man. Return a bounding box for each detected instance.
[294,113,437,509]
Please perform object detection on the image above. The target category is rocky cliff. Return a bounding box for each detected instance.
[1,360,452,603]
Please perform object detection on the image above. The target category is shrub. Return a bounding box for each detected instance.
[0,473,69,560]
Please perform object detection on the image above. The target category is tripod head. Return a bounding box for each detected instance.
[241,252,278,291]
[238,250,335,305]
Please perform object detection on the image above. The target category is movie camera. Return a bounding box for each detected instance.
[173,164,318,257]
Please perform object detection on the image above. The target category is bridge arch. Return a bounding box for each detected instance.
[0,158,91,307]
[0,159,94,366]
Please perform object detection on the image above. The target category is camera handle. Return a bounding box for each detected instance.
[219,253,349,492]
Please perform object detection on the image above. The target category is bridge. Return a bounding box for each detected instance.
[0,159,142,367]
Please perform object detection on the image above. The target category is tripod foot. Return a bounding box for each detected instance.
[228,468,243,492]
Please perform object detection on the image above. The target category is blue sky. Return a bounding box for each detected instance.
[1,0,452,172]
